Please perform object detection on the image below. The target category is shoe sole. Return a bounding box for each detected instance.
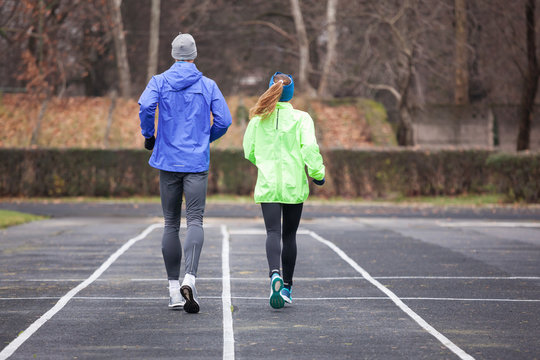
[181,285,200,314]
[168,303,184,310]
[269,276,284,309]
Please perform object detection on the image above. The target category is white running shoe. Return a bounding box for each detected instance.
[181,274,200,313]
[168,289,185,310]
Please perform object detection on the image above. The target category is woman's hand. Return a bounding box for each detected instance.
[312,177,325,186]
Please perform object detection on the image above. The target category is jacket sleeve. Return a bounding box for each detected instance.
[138,76,159,139]
[243,118,257,165]
[299,113,325,180]
[209,82,232,143]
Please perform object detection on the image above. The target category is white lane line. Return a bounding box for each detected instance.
[0,223,162,360]
[2,279,86,282]
[230,296,540,302]
[0,297,61,300]
[126,275,540,282]
[373,276,540,280]
[4,276,540,283]
[437,221,540,228]
[14,276,538,282]
[307,230,475,360]
[129,276,367,282]
[400,297,540,302]
[221,225,235,360]
[228,229,311,235]
[2,296,539,303]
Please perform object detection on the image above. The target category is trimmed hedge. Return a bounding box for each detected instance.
[486,152,540,202]
[0,149,159,197]
[0,148,538,202]
[317,149,492,198]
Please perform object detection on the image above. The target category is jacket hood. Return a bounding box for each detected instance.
[163,61,202,90]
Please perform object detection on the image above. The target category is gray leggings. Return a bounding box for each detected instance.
[159,170,208,280]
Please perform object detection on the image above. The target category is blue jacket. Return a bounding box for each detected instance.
[138,62,232,172]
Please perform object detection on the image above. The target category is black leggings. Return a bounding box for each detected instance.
[261,202,303,287]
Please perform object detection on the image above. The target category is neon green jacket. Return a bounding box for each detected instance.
[243,102,325,204]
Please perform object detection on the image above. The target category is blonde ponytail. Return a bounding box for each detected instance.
[249,81,284,120]
[249,74,292,120]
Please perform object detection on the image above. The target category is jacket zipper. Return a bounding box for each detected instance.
[275,108,281,199]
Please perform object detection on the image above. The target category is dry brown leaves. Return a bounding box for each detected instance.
[0,94,376,150]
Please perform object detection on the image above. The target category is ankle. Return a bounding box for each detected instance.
[183,273,196,285]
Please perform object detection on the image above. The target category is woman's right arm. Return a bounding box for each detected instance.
[243,119,257,165]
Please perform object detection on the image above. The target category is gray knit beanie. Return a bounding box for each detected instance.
[171,33,197,60]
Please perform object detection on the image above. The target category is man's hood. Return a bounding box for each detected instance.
[163,61,202,90]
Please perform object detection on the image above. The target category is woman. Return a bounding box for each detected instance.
[243,72,325,309]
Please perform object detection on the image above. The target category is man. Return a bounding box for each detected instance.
[138,33,232,313]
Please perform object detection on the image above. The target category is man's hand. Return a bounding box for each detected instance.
[144,136,156,151]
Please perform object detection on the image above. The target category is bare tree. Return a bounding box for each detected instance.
[146,0,161,82]
[317,0,338,98]
[108,0,131,97]
[290,0,316,96]
[517,0,539,151]
[347,1,450,146]
[454,0,469,104]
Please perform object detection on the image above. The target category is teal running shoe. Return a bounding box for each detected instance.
[269,273,284,309]
[280,287,292,304]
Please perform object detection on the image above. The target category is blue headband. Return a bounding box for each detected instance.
[269,72,294,102]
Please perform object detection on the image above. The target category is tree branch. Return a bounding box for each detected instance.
[239,20,297,44]
[366,82,402,102]
[389,0,409,25]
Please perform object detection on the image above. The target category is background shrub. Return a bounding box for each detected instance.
[486,153,540,202]
[0,148,537,203]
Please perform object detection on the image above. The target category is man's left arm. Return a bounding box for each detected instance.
[138,77,159,140]
[209,82,232,143]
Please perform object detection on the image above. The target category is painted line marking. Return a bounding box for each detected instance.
[4,275,540,283]
[228,229,311,235]
[228,296,540,302]
[307,230,475,360]
[373,276,540,280]
[437,221,540,228]
[2,296,538,303]
[221,225,235,360]
[0,223,162,360]
[129,276,540,281]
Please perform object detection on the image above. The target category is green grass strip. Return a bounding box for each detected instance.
[0,193,518,207]
[0,209,45,229]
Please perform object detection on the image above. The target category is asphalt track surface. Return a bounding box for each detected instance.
[0,202,539,359]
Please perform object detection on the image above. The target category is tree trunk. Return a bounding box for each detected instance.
[397,52,415,146]
[37,0,45,71]
[108,0,131,98]
[397,104,414,146]
[290,0,316,97]
[517,0,539,151]
[146,0,160,83]
[454,0,469,104]
[103,91,117,148]
[317,0,338,98]
[30,97,50,146]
